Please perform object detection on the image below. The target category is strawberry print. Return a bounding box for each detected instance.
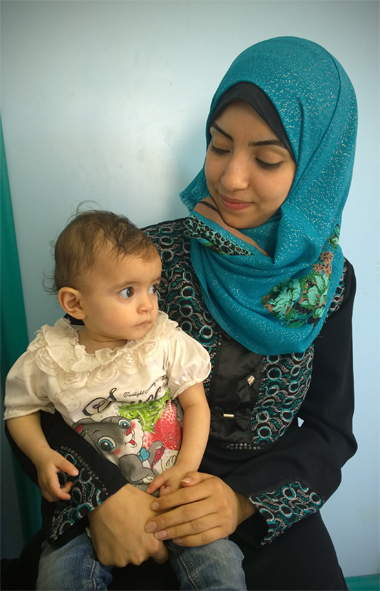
[143,431,164,464]
[153,399,182,451]
[119,391,182,467]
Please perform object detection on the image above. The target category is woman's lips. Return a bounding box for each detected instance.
[220,195,251,211]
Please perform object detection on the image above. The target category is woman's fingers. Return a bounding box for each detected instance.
[173,526,226,548]
[148,497,218,535]
[155,509,226,545]
[150,472,215,513]
[146,474,241,545]
[88,484,169,567]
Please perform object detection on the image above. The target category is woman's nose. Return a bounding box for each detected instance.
[221,155,250,191]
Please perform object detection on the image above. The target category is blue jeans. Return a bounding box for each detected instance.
[166,539,246,590]
[37,532,247,590]
[37,534,113,591]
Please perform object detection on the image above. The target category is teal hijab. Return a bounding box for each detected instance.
[180,37,357,355]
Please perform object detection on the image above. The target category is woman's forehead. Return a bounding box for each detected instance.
[207,38,349,161]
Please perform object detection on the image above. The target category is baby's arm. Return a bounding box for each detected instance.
[7,412,78,501]
[147,383,210,496]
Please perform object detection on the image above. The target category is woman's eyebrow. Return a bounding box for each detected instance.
[210,122,285,149]
[211,122,233,141]
[251,139,286,149]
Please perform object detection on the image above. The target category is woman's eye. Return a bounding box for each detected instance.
[119,287,134,299]
[256,158,282,170]
[210,144,229,155]
[149,284,159,295]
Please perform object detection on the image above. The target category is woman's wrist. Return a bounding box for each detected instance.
[235,491,257,525]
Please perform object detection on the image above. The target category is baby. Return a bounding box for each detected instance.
[5,210,246,591]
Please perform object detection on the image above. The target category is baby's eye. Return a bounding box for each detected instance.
[119,287,134,299]
[149,284,159,295]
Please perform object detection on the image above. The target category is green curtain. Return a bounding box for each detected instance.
[1,116,42,543]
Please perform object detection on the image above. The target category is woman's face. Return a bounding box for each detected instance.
[205,100,296,229]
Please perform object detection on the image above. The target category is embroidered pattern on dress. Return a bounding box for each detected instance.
[147,220,347,451]
[145,220,219,393]
[184,216,252,256]
[49,448,109,542]
[251,481,324,544]
[262,226,341,328]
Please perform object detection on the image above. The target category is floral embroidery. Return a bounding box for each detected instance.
[49,448,109,543]
[327,224,340,250]
[261,227,340,329]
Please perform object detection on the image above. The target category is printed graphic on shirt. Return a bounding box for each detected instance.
[73,390,182,486]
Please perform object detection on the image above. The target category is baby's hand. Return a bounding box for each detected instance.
[146,464,192,497]
[34,448,78,502]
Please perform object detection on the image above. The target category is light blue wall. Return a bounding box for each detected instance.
[1,0,379,577]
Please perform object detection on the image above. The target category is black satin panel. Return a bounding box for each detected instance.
[208,330,263,444]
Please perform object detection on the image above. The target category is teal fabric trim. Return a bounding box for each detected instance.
[0,115,42,543]
[251,480,323,544]
[345,575,380,591]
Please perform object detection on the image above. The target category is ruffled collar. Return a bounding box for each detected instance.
[28,312,175,376]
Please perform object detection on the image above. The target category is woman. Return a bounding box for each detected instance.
[9,36,357,590]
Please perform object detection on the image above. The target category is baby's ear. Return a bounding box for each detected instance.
[58,288,86,320]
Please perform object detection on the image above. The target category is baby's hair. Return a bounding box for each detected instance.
[49,209,158,293]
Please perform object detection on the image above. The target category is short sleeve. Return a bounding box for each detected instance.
[4,352,55,419]
[164,328,211,398]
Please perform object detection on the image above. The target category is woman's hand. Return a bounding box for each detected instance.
[88,484,169,567]
[145,472,256,546]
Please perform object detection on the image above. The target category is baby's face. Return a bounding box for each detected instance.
[79,248,162,348]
